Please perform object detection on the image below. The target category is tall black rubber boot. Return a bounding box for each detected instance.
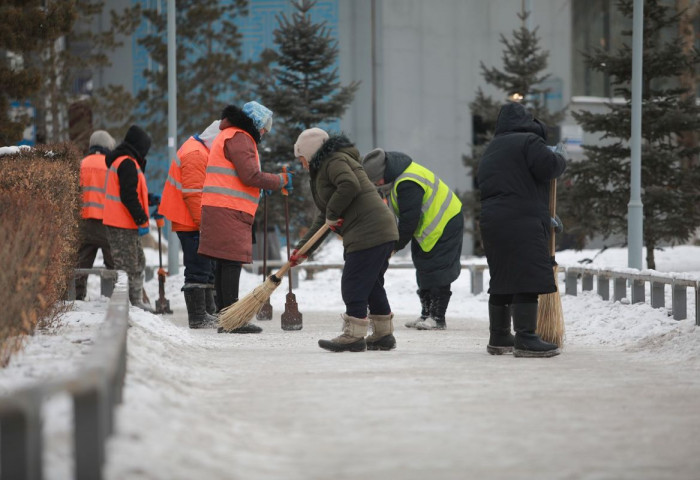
[405,289,431,328]
[417,287,451,330]
[512,303,560,358]
[487,304,515,355]
[183,287,218,329]
[205,285,217,315]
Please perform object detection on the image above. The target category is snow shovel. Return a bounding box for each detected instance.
[256,194,273,320]
[280,168,302,331]
[154,215,172,314]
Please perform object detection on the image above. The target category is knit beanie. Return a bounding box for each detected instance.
[198,120,221,149]
[242,101,273,132]
[294,128,329,160]
[89,130,116,151]
[362,148,387,183]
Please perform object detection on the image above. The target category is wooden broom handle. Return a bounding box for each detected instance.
[273,223,331,278]
[548,179,557,256]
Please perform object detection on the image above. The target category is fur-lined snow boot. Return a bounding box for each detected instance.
[366,313,396,351]
[318,314,368,352]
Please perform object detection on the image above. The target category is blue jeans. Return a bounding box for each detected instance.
[177,231,215,285]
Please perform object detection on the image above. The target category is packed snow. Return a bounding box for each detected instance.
[1,234,699,479]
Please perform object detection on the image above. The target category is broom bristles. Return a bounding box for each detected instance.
[218,275,282,331]
[536,265,565,348]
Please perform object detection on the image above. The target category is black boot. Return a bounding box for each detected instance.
[405,289,431,328]
[417,287,451,330]
[512,303,560,358]
[205,285,217,315]
[487,304,514,355]
[183,287,218,329]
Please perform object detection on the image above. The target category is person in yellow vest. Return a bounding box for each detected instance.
[199,102,292,334]
[158,120,220,328]
[103,125,154,311]
[363,149,464,330]
[75,130,116,300]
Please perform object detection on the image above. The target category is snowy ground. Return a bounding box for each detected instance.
[1,236,699,479]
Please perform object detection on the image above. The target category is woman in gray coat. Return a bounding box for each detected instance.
[291,128,399,352]
[477,102,566,357]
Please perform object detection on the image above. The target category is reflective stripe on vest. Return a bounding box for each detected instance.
[80,153,108,220]
[390,162,463,252]
[158,136,207,227]
[103,155,149,229]
[201,127,260,216]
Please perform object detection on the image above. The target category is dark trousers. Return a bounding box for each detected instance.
[76,218,115,299]
[341,241,394,318]
[489,293,538,306]
[177,231,215,285]
[214,259,242,310]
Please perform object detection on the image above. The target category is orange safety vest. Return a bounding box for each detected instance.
[103,155,149,229]
[159,136,208,229]
[80,153,108,220]
[201,127,261,216]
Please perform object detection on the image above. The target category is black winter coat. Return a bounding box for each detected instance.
[477,102,566,295]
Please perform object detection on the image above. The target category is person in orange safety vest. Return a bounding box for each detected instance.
[158,120,220,329]
[103,125,154,311]
[74,130,116,300]
[198,102,293,334]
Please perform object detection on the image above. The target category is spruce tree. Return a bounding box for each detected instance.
[0,0,74,145]
[134,0,250,149]
[560,0,700,269]
[463,8,563,255]
[255,0,360,233]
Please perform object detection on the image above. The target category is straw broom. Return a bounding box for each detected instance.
[536,178,565,347]
[218,224,330,331]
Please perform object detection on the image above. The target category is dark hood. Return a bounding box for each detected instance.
[105,125,151,170]
[221,105,261,144]
[493,102,548,140]
[383,151,413,183]
[309,134,356,173]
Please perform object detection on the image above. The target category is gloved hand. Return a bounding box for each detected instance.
[260,189,273,198]
[280,171,294,194]
[289,248,308,267]
[137,222,150,236]
[554,142,570,161]
[325,217,344,232]
[153,212,165,228]
[148,193,161,206]
[551,215,564,234]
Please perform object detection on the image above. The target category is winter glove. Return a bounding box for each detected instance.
[137,222,150,237]
[148,193,161,206]
[260,189,273,198]
[554,142,570,161]
[153,212,165,228]
[551,215,564,234]
[289,248,308,267]
[325,217,344,232]
[280,171,294,194]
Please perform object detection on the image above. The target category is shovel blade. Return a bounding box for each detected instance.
[155,298,172,314]
[256,299,273,320]
[281,292,302,330]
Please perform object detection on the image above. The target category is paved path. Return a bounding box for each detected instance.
[105,308,700,480]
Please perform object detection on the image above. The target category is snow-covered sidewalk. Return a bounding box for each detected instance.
[1,241,699,479]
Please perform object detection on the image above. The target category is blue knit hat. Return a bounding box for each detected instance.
[242,101,273,132]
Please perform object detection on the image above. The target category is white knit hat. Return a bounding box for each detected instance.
[294,128,329,160]
[89,130,116,151]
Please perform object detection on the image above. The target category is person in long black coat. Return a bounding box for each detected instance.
[477,101,566,358]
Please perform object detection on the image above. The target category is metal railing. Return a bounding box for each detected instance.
[561,265,700,326]
[0,271,129,480]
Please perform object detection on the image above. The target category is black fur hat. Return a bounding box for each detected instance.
[124,125,152,160]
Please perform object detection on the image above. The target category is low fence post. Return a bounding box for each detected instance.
[470,267,484,295]
[631,279,645,304]
[613,277,626,302]
[597,274,610,301]
[565,269,578,296]
[582,272,594,291]
[0,393,43,480]
[650,281,665,309]
[672,282,687,320]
